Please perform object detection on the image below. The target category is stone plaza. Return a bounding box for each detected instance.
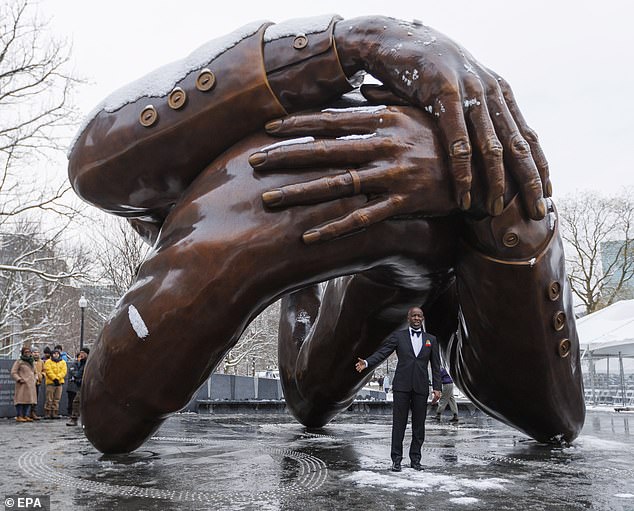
[0,407,632,510]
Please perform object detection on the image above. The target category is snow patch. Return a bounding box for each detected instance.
[263,15,336,41]
[549,433,565,444]
[296,309,311,325]
[450,497,480,505]
[336,133,376,141]
[569,435,629,450]
[400,69,419,87]
[261,137,315,152]
[322,105,387,114]
[463,98,481,108]
[342,469,510,494]
[128,305,149,339]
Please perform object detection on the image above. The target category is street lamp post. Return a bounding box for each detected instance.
[78,295,88,351]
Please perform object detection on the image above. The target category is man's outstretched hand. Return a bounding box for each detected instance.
[355,358,368,373]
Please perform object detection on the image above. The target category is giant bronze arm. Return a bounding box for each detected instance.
[451,195,584,442]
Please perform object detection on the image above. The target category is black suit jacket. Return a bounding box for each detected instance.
[366,328,441,395]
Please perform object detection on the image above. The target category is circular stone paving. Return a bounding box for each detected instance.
[18,434,327,508]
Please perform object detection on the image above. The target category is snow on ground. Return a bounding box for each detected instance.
[568,434,630,451]
[341,469,510,495]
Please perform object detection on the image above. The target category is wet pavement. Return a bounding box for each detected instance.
[1,407,633,511]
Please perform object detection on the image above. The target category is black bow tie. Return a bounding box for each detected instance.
[411,329,422,337]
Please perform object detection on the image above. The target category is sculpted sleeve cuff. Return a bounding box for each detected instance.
[264,15,356,112]
[463,194,555,260]
[68,22,287,217]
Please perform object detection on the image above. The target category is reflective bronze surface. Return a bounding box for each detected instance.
[69,15,585,453]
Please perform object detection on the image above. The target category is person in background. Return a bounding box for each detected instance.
[43,349,67,419]
[66,354,80,417]
[10,346,37,423]
[67,347,89,426]
[434,367,459,423]
[54,344,70,363]
[42,346,51,362]
[30,348,44,420]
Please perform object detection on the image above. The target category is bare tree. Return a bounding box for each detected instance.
[0,0,83,277]
[0,0,89,356]
[0,217,92,356]
[558,189,634,315]
[0,0,81,225]
[88,214,151,297]
[221,301,280,375]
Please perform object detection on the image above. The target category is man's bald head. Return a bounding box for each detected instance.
[407,307,424,329]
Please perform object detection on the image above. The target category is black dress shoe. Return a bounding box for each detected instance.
[391,462,402,472]
[411,462,423,471]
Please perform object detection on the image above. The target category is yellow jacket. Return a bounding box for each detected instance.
[44,358,67,385]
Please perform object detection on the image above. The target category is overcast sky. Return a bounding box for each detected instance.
[39,0,633,198]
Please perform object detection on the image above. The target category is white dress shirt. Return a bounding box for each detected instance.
[410,328,422,356]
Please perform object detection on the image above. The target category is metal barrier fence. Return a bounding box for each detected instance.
[582,373,634,406]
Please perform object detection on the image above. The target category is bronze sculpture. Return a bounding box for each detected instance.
[67,15,584,454]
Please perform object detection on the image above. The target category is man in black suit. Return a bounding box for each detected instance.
[355,307,441,472]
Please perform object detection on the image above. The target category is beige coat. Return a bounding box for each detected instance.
[33,358,44,385]
[10,359,37,405]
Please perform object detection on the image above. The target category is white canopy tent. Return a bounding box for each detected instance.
[577,299,634,358]
[576,300,634,406]
[584,339,634,358]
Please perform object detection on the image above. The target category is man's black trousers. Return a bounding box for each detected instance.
[391,390,428,464]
